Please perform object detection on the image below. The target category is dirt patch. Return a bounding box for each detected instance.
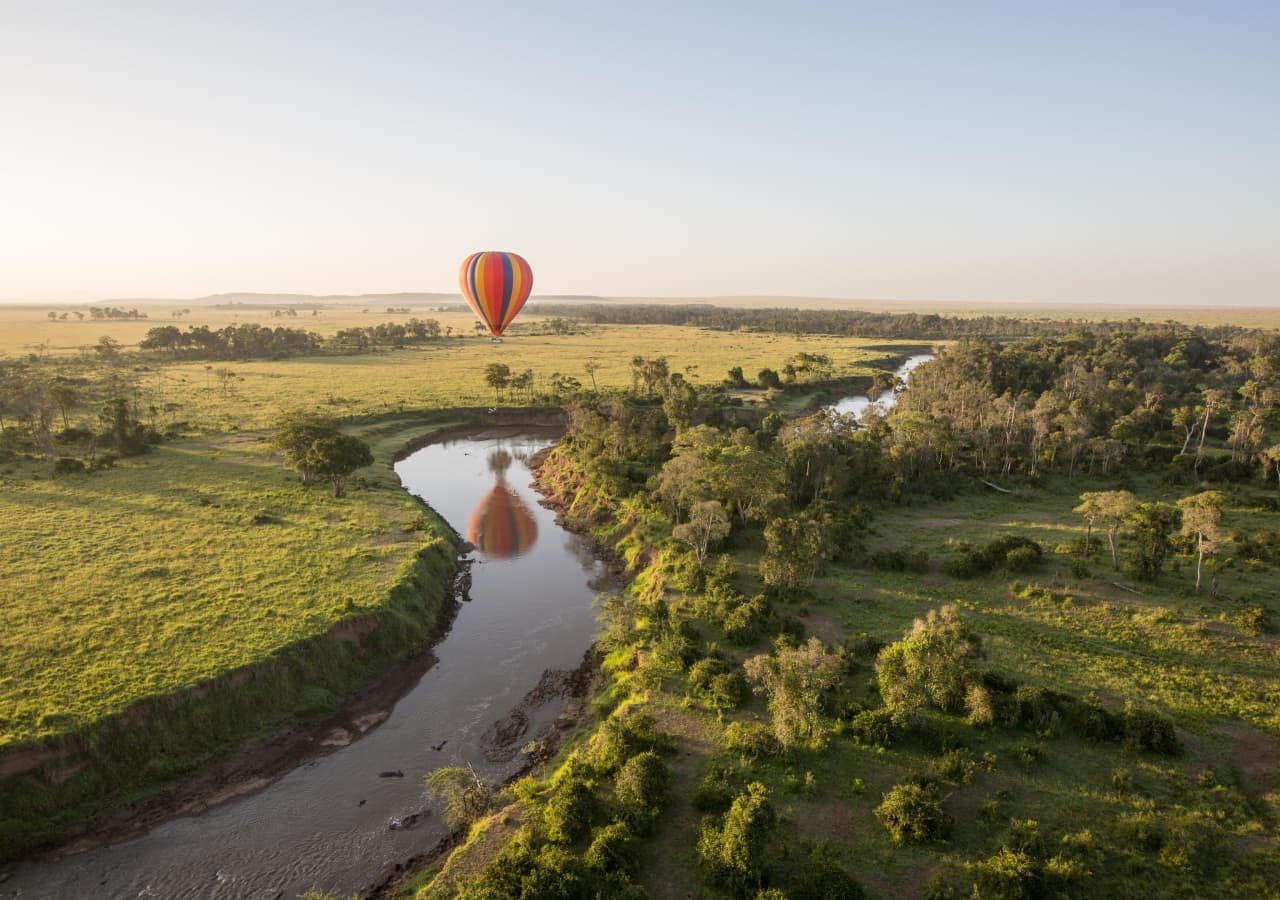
[1221,722,1280,793]
[801,612,844,645]
[793,796,853,842]
[918,517,965,529]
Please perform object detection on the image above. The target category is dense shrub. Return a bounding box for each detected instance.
[780,840,865,899]
[874,779,952,844]
[723,720,782,759]
[584,821,638,875]
[696,782,776,891]
[456,836,628,900]
[51,457,86,476]
[693,763,743,813]
[543,777,598,844]
[944,536,1043,578]
[687,657,749,711]
[589,710,674,773]
[613,751,669,831]
[876,605,980,719]
[846,708,900,748]
[1120,704,1181,755]
[723,593,772,644]
[934,749,976,785]
[867,547,930,573]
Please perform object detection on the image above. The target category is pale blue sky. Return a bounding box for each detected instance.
[1,1,1276,304]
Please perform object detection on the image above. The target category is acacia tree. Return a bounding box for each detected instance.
[673,500,731,567]
[270,413,339,485]
[1075,490,1137,569]
[305,433,373,497]
[483,363,511,402]
[743,638,845,749]
[1261,444,1280,486]
[1178,490,1225,592]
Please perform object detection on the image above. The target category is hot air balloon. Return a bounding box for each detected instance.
[459,251,533,342]
[467,482,539,559]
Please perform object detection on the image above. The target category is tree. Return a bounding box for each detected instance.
[673,500,731,567]
[696,782,775,892]
[1075,490,1137,569]
[876,605,980,721]
[1261,444,1280,486]
[94,335,121,359]
[483,363,511,401]
[270,413,339,486]
[583,360,601,392]
[305,433,373,497]
[424,764,493,829]
[875,780,951,844]
[50,382,79,431]
[759,515,825,592]
[1178,491,1225,592]
[743,638,845,749]
[1125,501,1181,581]
[757,367,781,389]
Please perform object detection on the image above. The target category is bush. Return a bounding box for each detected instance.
[723,720,782,758]
[693,763,744,813]
[458,837,604,900]
[51,457,86,476]
[1067,693,1122,743]
[697,782,776,891]
[847,708,899,748]
[584,820,638,875]
[867,547,929,573]
[876,605,980,719]
[723,593,771,644]
[874,779,951,844]
[613,751,669,831]
[944,536,1043,578]
[688,658,748,711]
[589,710,674,773]
[780,840,865,899]
[934,749,975,785]
[968,847,1042,899]
[543,776,598,844]
[1120,705,1180,755]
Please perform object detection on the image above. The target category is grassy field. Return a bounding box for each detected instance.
[5,305,923,431]
[0,414,474,750]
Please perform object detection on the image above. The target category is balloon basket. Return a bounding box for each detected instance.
[490,337,503,344]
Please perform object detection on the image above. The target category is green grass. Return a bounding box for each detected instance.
[1,430,439,747]
[6,309,928,431]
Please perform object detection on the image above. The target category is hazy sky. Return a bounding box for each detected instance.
[1,1,1277,304]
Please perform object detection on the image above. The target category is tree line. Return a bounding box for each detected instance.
[533,303,1258,342]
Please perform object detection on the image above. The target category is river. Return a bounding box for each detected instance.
[3,428,608,899]
[827,353,934,418]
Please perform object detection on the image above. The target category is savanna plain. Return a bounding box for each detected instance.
[1,298,1278,899]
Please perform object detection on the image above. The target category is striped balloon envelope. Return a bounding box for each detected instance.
[466,482,539,559]
[459,251,533,340]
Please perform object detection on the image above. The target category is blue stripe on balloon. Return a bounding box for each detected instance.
[497,253,514,328]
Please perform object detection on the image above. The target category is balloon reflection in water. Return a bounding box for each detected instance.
[467,450,539,558]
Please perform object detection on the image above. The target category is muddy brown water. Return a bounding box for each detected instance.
[3,429,609,899]
[828,353,934,418]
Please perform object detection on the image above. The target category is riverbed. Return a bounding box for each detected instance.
[828,353,934,417]
[3,428,608,899]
